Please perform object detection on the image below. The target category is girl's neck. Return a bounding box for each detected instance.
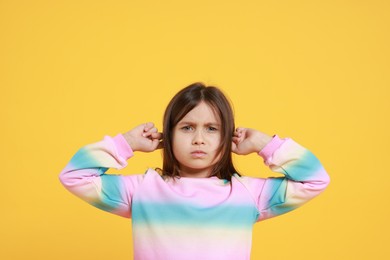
[178,168,212,178]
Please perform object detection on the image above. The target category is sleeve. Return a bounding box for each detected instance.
[58,134,144,218]
[253,135,330,222]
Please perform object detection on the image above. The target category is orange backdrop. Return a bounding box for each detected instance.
[1,1,389,259]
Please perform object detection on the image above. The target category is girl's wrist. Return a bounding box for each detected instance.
[254,133,273,153]
[258,135,285,163]
[113,134,134,159]
[122,132,138,152]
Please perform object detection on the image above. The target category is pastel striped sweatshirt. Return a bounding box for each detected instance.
[59,134,330,260]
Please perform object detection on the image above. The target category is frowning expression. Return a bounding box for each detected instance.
[172,102,221,178]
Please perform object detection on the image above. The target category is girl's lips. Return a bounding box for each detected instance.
[191,150,206,158]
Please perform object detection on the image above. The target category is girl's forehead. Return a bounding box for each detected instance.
[180,102,221,123]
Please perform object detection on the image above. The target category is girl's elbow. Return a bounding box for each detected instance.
[314,168,331,191]
[321,171,331,191]
[324,174,331,187]
[58,171,77,188]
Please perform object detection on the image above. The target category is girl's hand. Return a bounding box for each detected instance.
[122,122,163,152]
[232,127,273,155]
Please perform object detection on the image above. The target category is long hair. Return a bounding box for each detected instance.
[161,82,239,181]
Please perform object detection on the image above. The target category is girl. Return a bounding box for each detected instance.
[59,82,330,260]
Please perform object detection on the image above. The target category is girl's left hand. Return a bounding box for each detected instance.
[123,122,163,152]
[232,127,273,155]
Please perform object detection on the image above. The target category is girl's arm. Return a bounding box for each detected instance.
[59,123,162,218]
[232,128,330,221]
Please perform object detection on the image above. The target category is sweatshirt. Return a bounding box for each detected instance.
[59,134,330,260]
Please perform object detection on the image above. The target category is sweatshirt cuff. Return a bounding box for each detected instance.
[112,134,134,159]
[258,135,286,165]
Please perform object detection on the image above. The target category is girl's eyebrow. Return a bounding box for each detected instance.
[178,121,220,126]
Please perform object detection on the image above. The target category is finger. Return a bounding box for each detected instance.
[143,128,157,136]
[142,132,152,138]
[156,141,164,150]
[231,141,238,154]
[235,127,245,137]
[147,127,158,134]
[143,129,160,138]
[151,132,163,140]
[151,136,163,149]
[143,122,154,132]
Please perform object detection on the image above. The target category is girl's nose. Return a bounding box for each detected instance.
[192,130,205,145]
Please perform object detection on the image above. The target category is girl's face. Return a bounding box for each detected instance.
[172,101,222,178]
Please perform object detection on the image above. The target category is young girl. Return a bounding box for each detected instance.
[59,82,330,260]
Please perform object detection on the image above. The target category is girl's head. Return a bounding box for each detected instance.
[162,82,238,180]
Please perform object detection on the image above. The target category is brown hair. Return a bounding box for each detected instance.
[160,82,239,181]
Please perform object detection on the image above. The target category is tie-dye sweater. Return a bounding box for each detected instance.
[59,134,329,260]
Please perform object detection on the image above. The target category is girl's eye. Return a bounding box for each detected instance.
[207,126,218,132]
[182,126,193,131]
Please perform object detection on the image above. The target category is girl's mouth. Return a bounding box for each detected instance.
[191,150,207,158]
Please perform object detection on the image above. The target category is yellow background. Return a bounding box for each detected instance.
[1,0,389,259]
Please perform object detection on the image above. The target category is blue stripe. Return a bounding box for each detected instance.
[92,174,125,211]
[265,177,287,208]
[282,150,322,180]
[132,202,258,229]
[70,147,103,169]
[260,177,299,218]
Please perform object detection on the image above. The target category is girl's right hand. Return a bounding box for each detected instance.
[232,127,272,155]
[122,122,163,152]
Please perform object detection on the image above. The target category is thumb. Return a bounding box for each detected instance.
[151,132,163,150]
[156,140,164,150]
[231,141,238,154]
